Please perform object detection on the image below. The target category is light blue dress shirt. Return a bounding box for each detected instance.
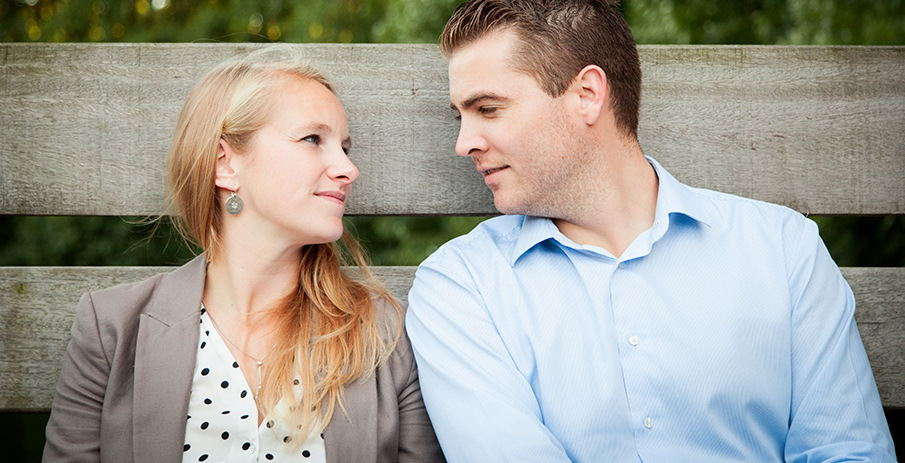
[406,158,896,463]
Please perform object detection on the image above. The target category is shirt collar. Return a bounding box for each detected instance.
[647,156,712,230]
[509,156,712,266]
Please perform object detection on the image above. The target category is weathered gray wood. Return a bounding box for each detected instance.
[844,267,905,410]
[0,265,417,412]
[2,44,903,216]
[1,265,903,411]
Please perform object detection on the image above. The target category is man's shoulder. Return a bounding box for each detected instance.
[684,183,811,231]
[420,215,524,269]
[651,157,810,235]
[675,183,821,263]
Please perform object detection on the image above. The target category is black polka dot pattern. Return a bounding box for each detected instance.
[182,310,326,462]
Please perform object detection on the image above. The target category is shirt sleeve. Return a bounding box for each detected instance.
[405,255,572,463]
[785,218,896,462]
[43,292,108,463]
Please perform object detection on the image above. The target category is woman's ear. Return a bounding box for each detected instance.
[215,138,240,192]
[572,64,608,126]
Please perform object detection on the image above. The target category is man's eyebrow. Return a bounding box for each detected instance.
[451,93,507,112]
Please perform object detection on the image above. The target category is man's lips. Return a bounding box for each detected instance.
[477,165,508,186]
[479,166,508,176]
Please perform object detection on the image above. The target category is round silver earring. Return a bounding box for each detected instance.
[225,190,243,215]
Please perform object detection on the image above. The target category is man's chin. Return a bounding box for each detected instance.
[493,196,526,216]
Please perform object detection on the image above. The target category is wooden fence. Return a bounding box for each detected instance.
[1,43,903,414]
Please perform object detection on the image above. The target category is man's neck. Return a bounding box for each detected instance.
[553,145,659,258]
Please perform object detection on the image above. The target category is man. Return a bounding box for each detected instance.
[405,0,897,461]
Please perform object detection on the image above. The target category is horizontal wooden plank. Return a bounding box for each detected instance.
[2,43,904,216]
[0,265,417,412]
[1,265,903,411]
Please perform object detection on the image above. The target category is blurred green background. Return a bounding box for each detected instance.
[2,0,903,460]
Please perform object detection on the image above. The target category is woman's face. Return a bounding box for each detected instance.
[229,77,358,248]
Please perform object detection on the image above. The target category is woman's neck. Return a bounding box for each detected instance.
[203,243,302,321]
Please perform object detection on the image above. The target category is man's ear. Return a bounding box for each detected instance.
[572,64,607,126]
[214,138,240,192]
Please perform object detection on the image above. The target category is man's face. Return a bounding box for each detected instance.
[448,29,586,218]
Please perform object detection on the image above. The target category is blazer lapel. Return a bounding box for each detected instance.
[132,255,207,463]
[324,374,378,463]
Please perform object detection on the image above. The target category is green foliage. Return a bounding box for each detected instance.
[812,216,905,267]
[0,216,197,266]
[623,0,905,45]
[0,0,439,43]
[5,0,902,45]
[347,216,489,265]
[373,0,462,42]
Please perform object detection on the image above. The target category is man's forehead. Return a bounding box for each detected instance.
[448,59,545,112]
[447,32,523,101]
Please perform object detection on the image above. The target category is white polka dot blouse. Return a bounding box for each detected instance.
[182,309,326,463]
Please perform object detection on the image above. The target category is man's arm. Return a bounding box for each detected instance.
[405,258,572,463]
[784,219,896,462]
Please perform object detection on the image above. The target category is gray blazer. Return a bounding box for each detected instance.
[43,255,445,463]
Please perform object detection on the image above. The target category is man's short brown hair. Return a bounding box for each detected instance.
[441,0,641,140]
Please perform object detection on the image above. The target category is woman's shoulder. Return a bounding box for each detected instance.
[369,295,406,344]
[369,295,416,380]
[82,255,206,326]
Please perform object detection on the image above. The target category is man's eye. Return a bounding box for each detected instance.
[479,107,497,115]
[302,135,321,144]
[454,114,462,121]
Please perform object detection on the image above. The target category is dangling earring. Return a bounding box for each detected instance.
[225,190,244,215]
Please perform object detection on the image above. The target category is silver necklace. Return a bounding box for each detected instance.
[202,302,277,400]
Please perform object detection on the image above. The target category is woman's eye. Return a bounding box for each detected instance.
[302,134,320,144]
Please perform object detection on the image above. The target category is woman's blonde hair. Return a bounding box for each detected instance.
[166,46,401,444]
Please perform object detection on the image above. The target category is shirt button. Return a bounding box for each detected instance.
[629,335,639,346]
[618,262,626,270]
[247,445,255,453]
[644,417,653,429]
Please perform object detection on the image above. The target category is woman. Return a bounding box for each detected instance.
[43,47,445,463]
